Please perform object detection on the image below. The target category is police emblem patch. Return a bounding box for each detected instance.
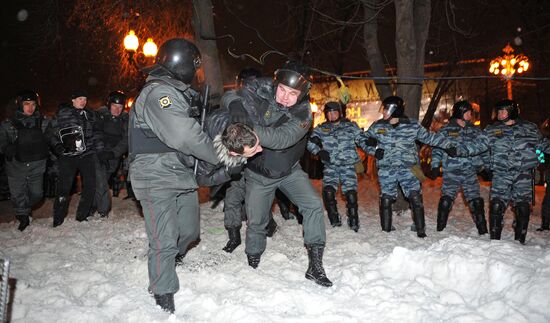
[494,130,503,136]
[159,96,172,109]
[449,131,460,137]
[376,129,386,134]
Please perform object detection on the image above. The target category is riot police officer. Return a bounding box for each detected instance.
[537,118,550,231]
[221,60,332,287]
[0,91,56,231]
[307,101,369,232]
[93,91,129,217]
[129,38,219,313]
[52,90,103,226]
[484,100,550,243]
[365,96,467,238]
[430,100,489,234]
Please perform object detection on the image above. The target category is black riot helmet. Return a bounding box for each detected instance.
[107,91,127,106]
[451,100,473,120]
[154,38,201,83]
[236,67,262,88]
[494,99,519,122]
[324,101,342,122]
[16,90,40,110]
[380,96,404,118]
[273,60,312,102]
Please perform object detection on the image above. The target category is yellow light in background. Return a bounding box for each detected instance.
[474,120,480,126]
[310,101,318,113]
[123,30,139,52]
[143,38,158,57]
[126,97,134,110]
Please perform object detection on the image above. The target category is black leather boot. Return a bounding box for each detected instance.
[489,199,506,240]
[16,214,30,232]
[514,202,530,244]
[469,197,488,235]
[322,186,341,227]
[379,195,393,232]
[436,195,453,232]
[247,253,261,269]
[222,226,241,253]
[305,244,333,287]
[409,192,426,238]
[345,190,359,232]
[154,293,175,313]
[53,196,69,227]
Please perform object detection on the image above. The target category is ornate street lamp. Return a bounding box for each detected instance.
[123,30,157,69]
[489,43,529,99]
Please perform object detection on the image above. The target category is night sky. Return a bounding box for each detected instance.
[1,1,549,122]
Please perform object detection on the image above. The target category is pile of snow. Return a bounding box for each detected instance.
[1,180,549,322]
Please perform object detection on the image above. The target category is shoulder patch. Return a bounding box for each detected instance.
[321,127,331,133]
[494,129,503,136]
[448,131,460,137]
[376,128,386,135]
[158,96,172,109]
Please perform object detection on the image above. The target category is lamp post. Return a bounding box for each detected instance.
[489,43,529,100]
[123,30,158,69]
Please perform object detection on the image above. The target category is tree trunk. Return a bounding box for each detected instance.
[192,0,224,105]
[395,0,431,119]
[363,0,393,100]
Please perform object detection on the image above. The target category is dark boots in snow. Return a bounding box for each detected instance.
[16,214,30,232]
[53,196,69,227]
[514,202,530,244]
[222,226,241,253]
[305,244,333,287]
[154,293,175,313]
[436,195,453,232]
[322,186,341,227]
[247,253,261,269]
[379,195,394,232]
[469,197,488,235]
[409,192,426,238]
[345,190,359,232]
[489,199,506,240]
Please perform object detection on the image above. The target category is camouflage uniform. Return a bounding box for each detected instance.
[307,119,368,230]
[483,119,550,243]
[431,118,489,234]
[365,117,460,237]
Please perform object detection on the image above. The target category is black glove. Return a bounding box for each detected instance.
[365,137,378,147]
[228,101,252,127]
[97,150,115,161]
[227,164,244,181]
[53,144,65,156]
[478,168,493,181]
[427,167,440,180]
[445,146,458,157]
[317,150,330,163]
[309,136,323,148]
[374,148,385,160]
[3,144,17,160]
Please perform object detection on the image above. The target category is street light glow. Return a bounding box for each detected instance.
[489,43,530,99]
[143,38,158,57]
[123,30,139,52]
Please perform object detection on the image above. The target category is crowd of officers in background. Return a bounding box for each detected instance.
[1,43,550,313]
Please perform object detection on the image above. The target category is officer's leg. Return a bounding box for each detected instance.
[489,171,512,240]
[7,175,31,231]
[377,168,399,232]
[399,170,425,238]
[511,170,533,244]
[437,170,459,232]
[244,171,277,267]
[75,154,96,221]
[53,156,78,227]
[463,171,487,235]
[341,166,359,232]
[133,186,180,296]
[537,169,550,231]
[176,190,200,255]
[93,157,110,217]
[223,177,246,253]
[278,168,331,287]
[322,165,341,227]
[27,171,44,209]
[275,189,293,220]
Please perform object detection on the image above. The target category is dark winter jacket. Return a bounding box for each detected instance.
[96,106,128,159]
[53,103,104,156]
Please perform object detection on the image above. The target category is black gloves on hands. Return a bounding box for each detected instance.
[3,144,16,161]
[427,167,441,180]
[228,101,253,127]
[309,136,323,148]
[97,150,115,161]
[478,168,493,181]
[317,150,330,163]
[445,146,458,157]
[374,148,385,160]
[365,137,378,147]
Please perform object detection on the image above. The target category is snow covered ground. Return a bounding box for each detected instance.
[1,178,550,323]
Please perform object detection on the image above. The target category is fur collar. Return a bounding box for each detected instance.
[213,134,247,168]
